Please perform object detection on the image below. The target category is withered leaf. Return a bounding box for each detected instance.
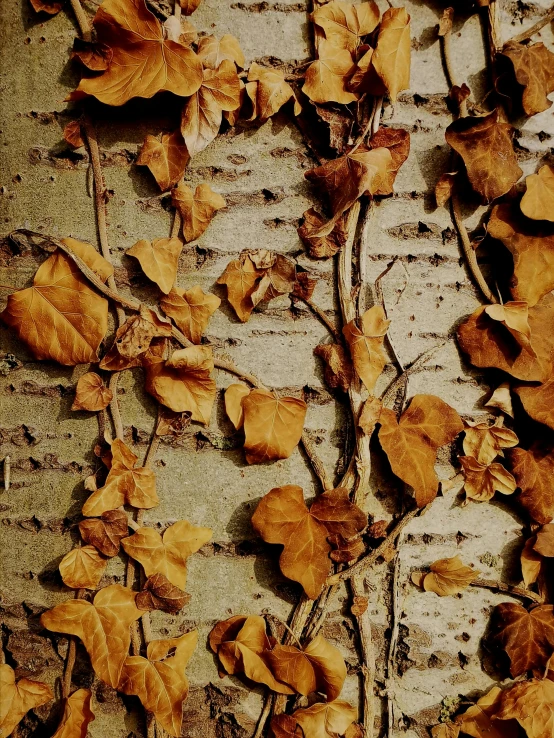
[445,110,522,203]
[136,130,190,192]
[247,63,297,120]
[298,208,347,259]
[40,584,142,687]
[59,545,108,590]
[242,389,307,464]
[30,0,63,14]
[314,343,354,392]
[63,120,84,148]
[160,285,220,344]
[52,688,95,738]
[270,714,301,738]
[521,537,543,587]
[509,444,554,524]
[460,456,517,502]
[370,7,411,102]
[0,665,53,738]
[312,1,380,52]
[180,0,201,13]
[72,372,113,412]
[119,631,197,737]
[197,34,245,69]
[252,485,366,598]
[100,305,172,371]
[484,382,514,417]
[79,509,129,558]
[435,172,457,207]
[293,699,357,738]
[455,686,519,738]
[515,377,554,431]
[82,438,158,517]
[431,725,460,738]
[224,383,250,430]
[343,306,390,393]
[292,271,318,301]
[126,238,183,295]
[143,343,216,423]
[463,418,519,465]
[303,40,358,105]
[348,47,374,94]
[485,302,531,344]
[217,253,263,322]
[488,203,554,306]
[71,39,113,71]
[136,572,190,614]
[495,679,554,738]
[249,251,297,308]
[521,164,554,223]
[534,525,554,558]
[122,519,212,589]
[366,127,411,195]
[492,602,554,677]
[378,394,464,507]
[70,0,203,106]
[329,533,365,563]
[500,41,554,116]
[420,555,479,596]
[171,182,226,242]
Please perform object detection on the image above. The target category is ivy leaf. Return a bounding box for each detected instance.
[82,438,158,516]
[40,584,142,688]
[136,130,190,192]
[224,383,250,430]
[270,714,302,738]
[59,545,108,590]
[249,251,297,307]
[534,524,554,557]
[121,519,212,589]
[314,343,353,392]
[460,456,517,502]
[454,686,519,738]
[445,110,522,203]
[242,389,307,464]
[69,0,203,106]
[99,306,172,372]
[63,120,85,148]
[298,208,347,259]
[509,444,554,525]
[343,306,390,393]
[160,285,220,344]
[71,39,113,71]
[79,510,129,557]
[312,0,380,52]
[52,688,95,738]
[417,555,480,596]
[72,372,113,412]
[521,537,543,587]
[492,603,554,677]
[197,34,245,69]
[126,238,183,295]
[252,485,366,598]
[378,395,463,507]
[293,700,357,738]
[484,383,514,417]
[180,0,201,13]
[500,41,554,116]
[247,63,298,120]
[30,0,63,14]
[370,7,411,102]
[366,127,411,195]
[495,679,554,738]
[171,183,226,242]
[515,377,554,431]
[521,164,554,223]
[217,253,263,322]
[303,40,358,105]
[463,418,519,464]
[119,631,197,737]
[135,572,190,614]
[0,665,53,738]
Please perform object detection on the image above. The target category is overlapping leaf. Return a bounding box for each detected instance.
[136,572,190,614]
[369,7,411,102]
[500,41,554,116]
[515,377,554,431]
[496,679,554,738]
[415,555,480,596]
[52,688,95,738]
[303,40,358,104]
[136,130,190,192]
[293,700,357,738]
[171,182,226,242]
[492,602,554,676]
[79,509,129,557]
[161,285,220,343]
[311,1,379,52]
[455,686,518,738]
[509,443,554,524]
[298,209,347,259]
[0,665,53,738]
[197,34,245,69]
[343,306,390,392]
[247,63,298,120]
[99,305,172,372]
[463,418,518,465]
[127,238,183,295]
[521,164,554,223]
[460,456,517,502]
[314,343,353,392]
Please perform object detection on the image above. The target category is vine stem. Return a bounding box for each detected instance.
[296,295,341,342]
[62,588,85,699]
[508,6,554,44]
[68,0,92,41]
[470,578,543,603]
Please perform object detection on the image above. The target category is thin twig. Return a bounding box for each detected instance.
[380,342,446,410]
[296,296,341,342]
[508,6,554,44]
[439,14,469,117]
[470,577,544,604]
[301,433,333,491]
[62,588,85,699]
[386,545,403,737]
[108,373,124,441]
[68,0,92,41]
[352,577,375,737]
[252,693,275,738]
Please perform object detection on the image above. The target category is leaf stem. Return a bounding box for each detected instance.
[507,6,554,44]
[108,373,124,441]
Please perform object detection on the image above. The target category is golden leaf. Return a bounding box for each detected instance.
[343,306,390,392]
[136,130,190,192]
[99,306,172,372]
[314,343,354,392]
[160,285,220,343]
[122,519,212,589]
[72,372,113,412]
[59,545,108,590]
[247,63,296,119]
[460,456,517,502]
[455,686,519,738]
[303,40,358,105]
[495,679,554,738]
[534,524,554,557]
[370,7,411,102]
[463,418,519,465]
[171,182,226,242]
[365,127,411,196]
[521,537,542,587]
[224,383,250,430]
[492,603,554,677]
[52,688,95,738]
[40,584,142,687]
[500,41,554,116]
[435,172,457,207]
[515,377,554,432]
[217,253,264,322]
[298,208,347,259]
[126,238,183,295]
[358,396,383,436]
[312,0,379,52]
[421,555,480,596]
[0,665,53,738]
[79,509,129,558]
[508,443,554,524]
[242,389,307,464]
[293,699,357,738]
[197,34,245,69]
[484,383,514,418]
[521,164,554,223]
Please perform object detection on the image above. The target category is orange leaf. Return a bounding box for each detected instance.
[135,572,190,614]
[455,686,519,738]
[495,679,554,738]
[492,603,554,677]
[343,306,390,392]
[99,306,172,371]
[293,699,357,738]
[136,130,190,192]
[160,285,220,343]
[0,665,53,738]
[534,524,554,558]
[224,383,250,430]
[59,545,108,590]
[370,7,411,102]
[303,40,358,105]
[508,444,554,524]
[500,41,554,116]
[484,382,514,417]
[197,34,245,69]
[217,253,264,322]
[521,164,554,223]
[435,172,457,207]
[515,377,554,431]
[521,537,543,587]
[79,509,129,557]
[242,389,307,464]
[126,238,183,295]
[180,0,201,13]
[366,127,411,195]
[312,0,379,52]
[314,343,353,392]
[72,372,113,412]
[298,208,347,259]
[463,418,519,464]
[52,688,95,738]
[421,555,480,596]
[30,0,63,13]
[460,456,517,502]
[247,63,296,120]
[63,120,84,148]
[171,183,226,242]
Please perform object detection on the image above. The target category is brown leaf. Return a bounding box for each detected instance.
[181,61,241,156]
[136,130,189,192]
[171,183,226,242]
[521,164,554,223]
[252,485,365,598]
[69,0,203,106]
[41,584,142,687]
[312,1,380,52]
[160,285,220,343]
[119,631,197,737]
[343,306,390,392]
[463,418,519,465]
[495,679,554,738]
[52,688,95,738]
[521,537,543,587]
[249,252,297,307]
[270,714,301,738]
[534,525,554,558]
[136,573,190,614]
[484,382,514,417]
[293,699,357,738]
[242,389,307,464]
[72,372,113,412]
[515,377,554,431]
[370,7,411,102]
[500,41,554,116]
[435,173,457,207]
[100,305,173,371]
[303,40,358,105]
[351,595,368,617]
[1,248,109,366]
[217,253,263,322]
[421,555,480,596]
[197,34,245,69]
[378,394,464,507]
[71,39,113,71]
[122,519,212,589]
[143,343,217,423]
[0,665,53,738]
[445,110,522,203]
[59,545,108,590]
[348,47,375,94]
[357,396,383,437]
[126,238,183,295]
[247,63,297,120]
[455,686,519,738]
[431,724,460,738]
[180,0,201,13]
[30,0,63,13]
[82,438,159,516]
[314,343,354,392]
[488,203,554,307]
[366,127,411,195]
[329,533,365,563]
[292,271,318,301]
[79,509,129,558]
[492,602,554,677]
[509,444,554,524]
[298,208,347,259]
[224,383,250,430]
[63,120,84,148]
[460,456,517,502]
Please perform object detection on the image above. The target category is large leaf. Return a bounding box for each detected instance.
[79,509,129,558]
[454,686,518,738]
[0,665,53,738]
[126,238,183,295]
[342,306,390,392]
[52,689,95,738]
[370,7,411,102]
[509,444,554,524]
[293,700,357,738]
[242,389,307,464]
[303,40,358,105]
[59,545,108,589]
[136,130,190,192]
[521,164,554,223]
[160,285,220,344]
[500,41,554,116]
[492,603,554,677]
[496,679,554,738]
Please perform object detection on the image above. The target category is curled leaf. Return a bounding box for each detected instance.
[52,688,95,738]
[370,7,411,102]
[171,182,226,242]
[79,509,129,558]
[0,665,53,738]
[460,456,517,502]
[224,383,250,430]
[343,306,390,393]
[484,383,514,417]
[126,238,183,295]
[160,285,220,344]
[298,208,347,259]
[521,164,554,223]
[136,572,190,614]
[314,343,353,392]
[99,306,172,372]
[63,120,84,148]
[136,130,190,192]
[217,253,263,322]
[463,418,519,465]
[420,555,480,596]
[247,63,296,119]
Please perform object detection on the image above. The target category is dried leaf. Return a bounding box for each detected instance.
[343,306,390,392]
[303,40,358,105]
[422,555,480,596]
[312,1,379,52]
[521,537,543,587]
[495,679,554,738]
[534,525,554,557]
[59,545,108,590]
[70,0,203,106]
[314,343,354,392]
[252,485,365,598]
[484,383,514,417]
[71,39,113,71]
[72,372,113,412]
[40,584,142,687]
[136,572,190,614]
[250,252,297,307]
[247,63,298,120]
[298,208,347,259]
[293,699,357,738]
[180,0,201,13]
[119,631,197,737]
[455,686,518,738]
[160,285,220,343]
[460,456,517,502]
[242,389,307,464]
[378,394,464,507]
[431,724,460,738]
[348,47,374,93]
[126,238,183,295]
[488,203,554,307]
[500,41,554,116]
[100,305,172,371]
[52,688,95,738]
[63,120,84,148]
[445,110,522,203]
[0,665,53,738]
[122,519,212,589]
[181,61,241,156]
[270,714,301,738]
[329,533,365,563]
[82,438,158,517]
[366,127,411,195]
[224,383,250,430]
[293,271,318,301]
[171,183,226,242]
[217,253,263,322]
[79,509,129,558]
[197,34,245,69]
[136,130,190,192]
[463,418,519,465]
[521,164,554,223]
[515,377,554,431]
[492,603,554,677]
[509,444,554,525]
[30,0,63,14]
[370,7,411,102]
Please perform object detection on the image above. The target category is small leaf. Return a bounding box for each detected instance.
[358,396,382,436]
[421,555,480,596]
[500,41,554,116]
[180,0,201,14]
[298,208,347,259]
[72,372,113,412]
[52,688,95,738]
[126,238,183,295]
[370,7,411,102]
[0,665,53,738]
[79,509,129,558]
[521,164,554,223]
[63,121,84,148]
[217,253,263,322]
[136,572,190,614]
[30,0,63,13]
[242,389,307,464]
[59,545,108,590]
[293,699,357,738]
[460,456,517,502]
[435,172,457,207]
[484,383,514,417]
[161,285,220,344]
[492,603,554,676]
[197,34,245,69]
[247,63,296,120]
[224,383,250,430]
[343,306,390,393]
[171,183,226,242]
[521,537,542,587]
[312,1,380,52]
[314,343,353,392]
[136,130,189,192]
[303,40,358,105]
[463,418,519,465]
[534,524,554,557]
